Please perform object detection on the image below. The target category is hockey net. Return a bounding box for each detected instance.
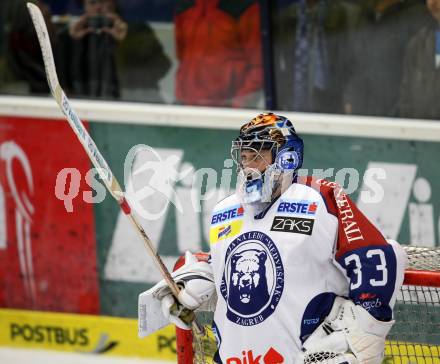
[174,246,440,364]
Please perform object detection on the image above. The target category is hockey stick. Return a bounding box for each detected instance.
[26,3,184,306]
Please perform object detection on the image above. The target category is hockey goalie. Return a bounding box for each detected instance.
[139,113,407,364]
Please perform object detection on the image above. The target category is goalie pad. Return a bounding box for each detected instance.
[297,297,394,364]
[138,251,216,336]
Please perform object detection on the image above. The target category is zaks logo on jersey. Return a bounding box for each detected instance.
[210,205,244,244]
[271,217,314,235]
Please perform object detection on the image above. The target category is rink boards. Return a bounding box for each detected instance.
[0,309,176,360]
[1,309,439,363]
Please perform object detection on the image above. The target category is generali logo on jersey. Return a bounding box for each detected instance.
[226,347,284,364]
[317,179,364,243]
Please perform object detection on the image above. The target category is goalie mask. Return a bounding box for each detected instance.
[231,113,304,205]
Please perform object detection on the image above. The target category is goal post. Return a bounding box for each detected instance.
[174,246,440,364]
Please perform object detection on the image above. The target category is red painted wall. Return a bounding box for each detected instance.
[0,116,99,313]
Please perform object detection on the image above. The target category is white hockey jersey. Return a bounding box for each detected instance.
[208,177,406,364]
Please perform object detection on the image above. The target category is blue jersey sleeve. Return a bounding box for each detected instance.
[316,181,407,321]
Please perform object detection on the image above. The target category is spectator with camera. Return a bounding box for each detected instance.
[68,0,127,98]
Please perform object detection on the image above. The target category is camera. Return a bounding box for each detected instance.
[87,15,113,31]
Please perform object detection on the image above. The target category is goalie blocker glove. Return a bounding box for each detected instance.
[138,251,216,334]
[161,251,216,329]
[297,297,394,364]
[138,252,216,333]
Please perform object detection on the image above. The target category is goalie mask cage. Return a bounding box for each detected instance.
[174,246,440,364]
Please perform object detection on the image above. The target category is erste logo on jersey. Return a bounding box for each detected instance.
[277,199,318,216]
[220,231,284,326]
[211,205,244,224]
[210,205,244,244]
